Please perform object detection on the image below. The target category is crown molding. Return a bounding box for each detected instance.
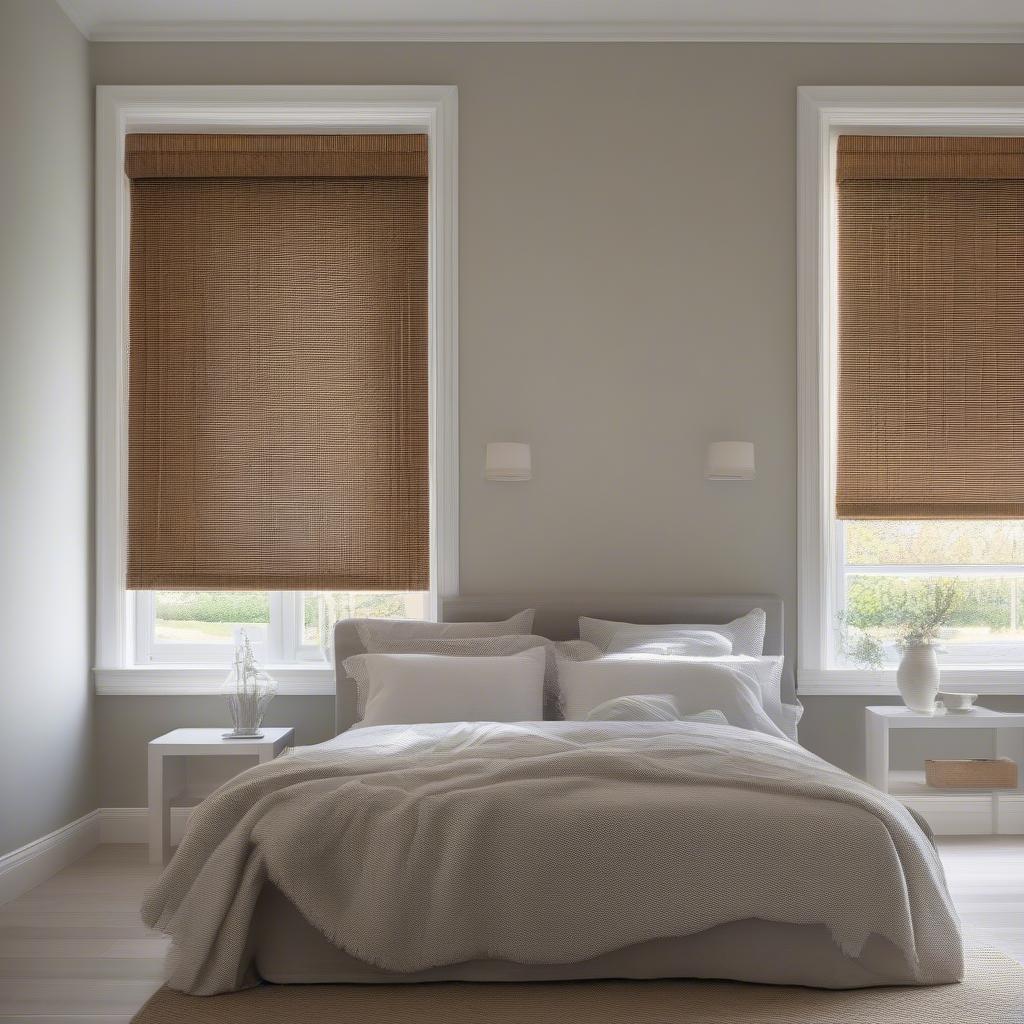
[55,0,92,36]
[59,14,1024,44]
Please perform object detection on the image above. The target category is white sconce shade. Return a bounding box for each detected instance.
[705,441,755,480]
[484,442,532,481]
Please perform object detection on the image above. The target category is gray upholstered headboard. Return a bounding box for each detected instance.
[333,593,789,735]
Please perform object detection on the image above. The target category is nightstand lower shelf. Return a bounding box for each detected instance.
[887,770,1024,835]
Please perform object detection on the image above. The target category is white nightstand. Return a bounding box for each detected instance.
[147,727,294,864]
[865,706,1024,836]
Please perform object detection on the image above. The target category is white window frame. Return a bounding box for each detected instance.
[797,86,1024,696]
[93,85,458,695]
[133,590,429,667]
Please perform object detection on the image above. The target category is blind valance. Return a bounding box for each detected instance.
[836,135,1024,182]
[125,132,428,179]
[126,133,429,590]
[835,135,1024,520]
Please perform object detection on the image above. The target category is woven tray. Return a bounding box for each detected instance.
[925,758,1018,789]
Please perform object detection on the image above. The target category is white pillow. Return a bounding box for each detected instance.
[723,655,801,741]
[356,609,534,650]
[345,634,601,720]
[347,647,546,729]
[607,628,732,657]
[576,653,800,741]
[579,609,766,657]
[556,654,787,739]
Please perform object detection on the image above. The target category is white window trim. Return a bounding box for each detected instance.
[797,86,1024,696]
[94,85,459,696]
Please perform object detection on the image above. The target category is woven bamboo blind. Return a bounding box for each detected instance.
[835,135,1024,519]
[126,133,429,590]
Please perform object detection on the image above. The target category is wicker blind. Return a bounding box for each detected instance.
[835,135,1024,519]
[126,133,429,590]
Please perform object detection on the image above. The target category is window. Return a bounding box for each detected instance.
[797,87,1024,694]
[94,87,458,693]
[137,589,428,665]
[840,521,1024,668]
[124,131,431,668]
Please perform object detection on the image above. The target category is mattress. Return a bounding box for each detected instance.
[252,883,918,990]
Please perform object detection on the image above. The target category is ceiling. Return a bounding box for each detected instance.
[57,0,1024,43]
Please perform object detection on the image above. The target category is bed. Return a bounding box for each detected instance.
[142,594,963,995]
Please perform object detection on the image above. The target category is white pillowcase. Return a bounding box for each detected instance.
[355,609,535,650]
[557,654,787,739]
[579,609,766,657]
[347,647,546,729]
[575,653,799,740]
[722,655,801,740]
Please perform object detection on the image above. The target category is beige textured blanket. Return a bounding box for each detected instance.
[142,720,963,995]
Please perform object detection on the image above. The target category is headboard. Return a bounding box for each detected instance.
[333,592,789,734]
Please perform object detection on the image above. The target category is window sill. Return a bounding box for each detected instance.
[94,665,336,696]
[799,668,1024,696]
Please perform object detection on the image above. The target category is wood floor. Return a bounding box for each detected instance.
[0,838,1021,1023]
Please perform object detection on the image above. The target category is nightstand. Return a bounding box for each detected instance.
[865,706,1024,836]
[147,727,294,865]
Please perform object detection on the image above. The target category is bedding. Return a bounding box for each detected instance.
[556,653,790,738]
[344,647,546,728]
[344,635,601,720]
[583,693,729,725]
[580,608,766,657]
[143,717,962,995]
[584,693,683,721]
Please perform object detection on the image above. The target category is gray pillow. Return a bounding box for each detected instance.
[345,634,601,721]
[355,609,535,650]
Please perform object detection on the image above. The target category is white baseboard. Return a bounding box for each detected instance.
[0,807,197,905]
[996,794,1024,834]
[99,806,193,846]
[0,810,101,906]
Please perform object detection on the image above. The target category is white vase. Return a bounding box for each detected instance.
[896,642,940,713]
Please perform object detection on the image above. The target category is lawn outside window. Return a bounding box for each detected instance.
[136,590,428,666]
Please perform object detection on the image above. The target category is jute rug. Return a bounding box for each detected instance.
[132,947,1024,1024]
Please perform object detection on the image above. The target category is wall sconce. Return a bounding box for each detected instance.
[484,442,532,481]
[705,441,755,480]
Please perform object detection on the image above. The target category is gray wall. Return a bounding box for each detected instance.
[0,0,93,854]
[89,40,1024,802]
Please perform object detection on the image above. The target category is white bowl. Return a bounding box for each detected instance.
[937,691,978,712]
